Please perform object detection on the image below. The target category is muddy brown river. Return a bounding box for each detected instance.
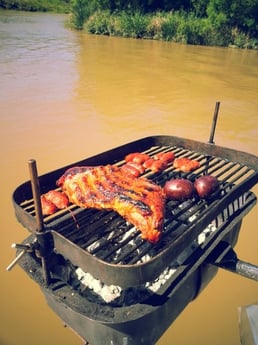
[1,10,257,345]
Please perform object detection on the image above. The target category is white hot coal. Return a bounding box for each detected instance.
[74,220,217,305]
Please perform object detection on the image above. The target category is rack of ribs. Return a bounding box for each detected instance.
[56,165,166,243]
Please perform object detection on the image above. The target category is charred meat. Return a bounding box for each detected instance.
[57,165,166,243]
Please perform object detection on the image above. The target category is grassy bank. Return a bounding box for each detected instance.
[1,0,257,49]
[0,0,70,13]
[80,10,257,49]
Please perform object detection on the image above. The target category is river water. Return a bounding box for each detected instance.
[1,10,257,345]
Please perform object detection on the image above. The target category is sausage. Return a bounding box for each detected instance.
[125,152,150,164]
[41,195,57,215]
[154,151,175,163]
[44,190,69,209]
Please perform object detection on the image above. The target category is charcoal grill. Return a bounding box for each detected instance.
[8,107,258,345]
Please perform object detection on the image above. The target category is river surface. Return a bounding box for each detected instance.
[1,10,258,345]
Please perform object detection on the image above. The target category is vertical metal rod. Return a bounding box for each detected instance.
[28,159,51,285]
[208,101,220,144]
[28,159,44,232]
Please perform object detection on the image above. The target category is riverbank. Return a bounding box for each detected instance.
[0,0,69,13]
[0,2,257,49]
[80,10,257,49]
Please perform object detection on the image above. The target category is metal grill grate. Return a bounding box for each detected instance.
[13,136,258,287]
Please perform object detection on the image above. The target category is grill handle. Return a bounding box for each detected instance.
[6,242,35,271]
[234,260,258,281]
[209,242,258,282]
[6,247,28,271]
[208,101,220,144]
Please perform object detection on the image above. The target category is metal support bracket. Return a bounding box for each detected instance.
[208,241,258,282]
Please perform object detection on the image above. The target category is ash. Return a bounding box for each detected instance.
[74,220,216,306]
[75,265,177,305]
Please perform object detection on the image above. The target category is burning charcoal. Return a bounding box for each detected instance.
[75,268,122,303]
[197,222,217,245]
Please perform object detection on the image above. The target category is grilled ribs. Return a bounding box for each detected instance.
[56,165,165,243]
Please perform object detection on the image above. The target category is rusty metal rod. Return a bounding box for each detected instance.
[28,159,44,232]
[28,159,51,285]
[6,243,33,271]
[11,243,31,251]
[6,250,26,271]
[208,101,220,144]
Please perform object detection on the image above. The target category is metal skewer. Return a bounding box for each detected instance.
[208,101,220,144]
[28,159,44,232]
[205,101,221,174]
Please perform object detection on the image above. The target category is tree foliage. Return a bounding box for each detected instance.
[0,0,70,12]
[207,0,258,35]
[102,0,257,36]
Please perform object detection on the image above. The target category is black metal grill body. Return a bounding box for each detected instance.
[18,218,244,345]
[13,136,258,288]
[12,135,258,345]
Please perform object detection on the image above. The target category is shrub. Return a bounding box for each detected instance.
[160,12,180,41]
[78,8,257,49]
[206,24,232,46]
[231,28,258,49]
[146,12,165,40]
[119,10,151,38]
[70,0,94,30]
[176,15,209,45]
[86,10,115,35]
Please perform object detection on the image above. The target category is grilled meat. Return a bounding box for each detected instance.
[121,161,145,177]
[41,190,69,215]
[154,151,175,163]
[56,165,166,243]
[41,195,57,215]
[173,157,200,172]
[125,151,175,174]
[44,190,69,209]
[144,158,168,173]
[125,152,150,164]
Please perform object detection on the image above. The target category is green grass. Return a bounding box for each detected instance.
[0,0,70,12]
[81,9,257,49]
